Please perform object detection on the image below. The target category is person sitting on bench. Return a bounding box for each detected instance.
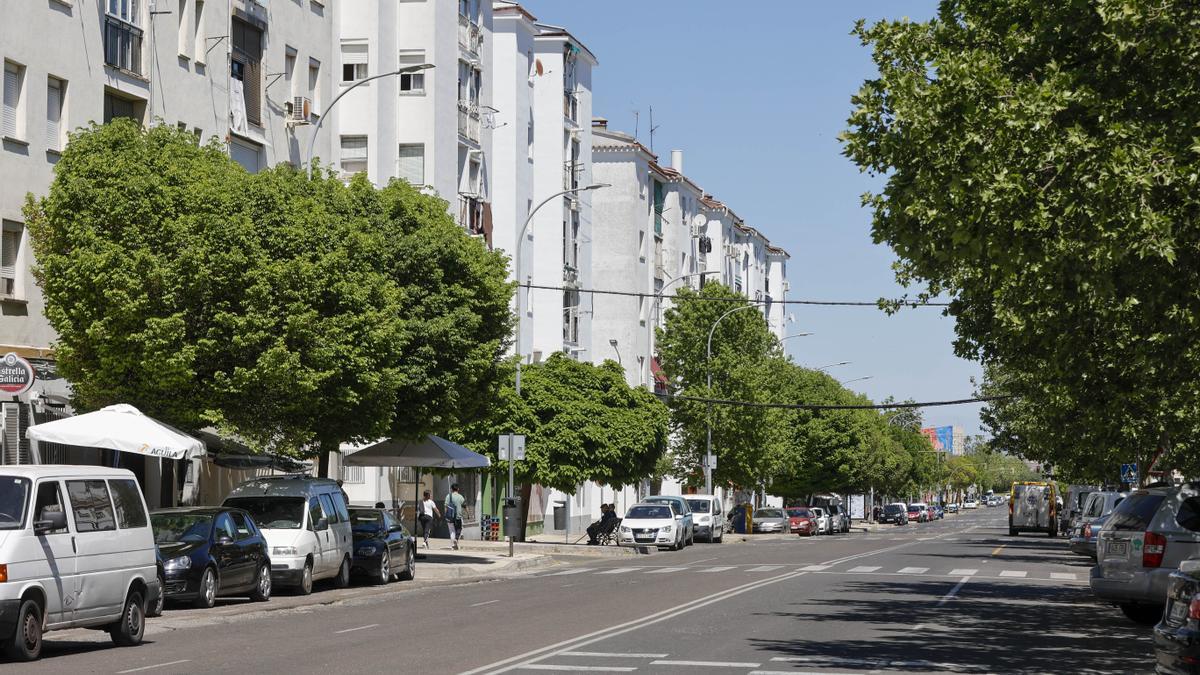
[587,503,618,545]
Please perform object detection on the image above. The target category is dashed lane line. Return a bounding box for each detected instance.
[950,568,980,576]
[519,666,635,672]
[697,566,738,573]
[594,567,640,575]
[846,565,881,573]
[116,661,192,674]
[649,660,761,668]
[1051,572,1078,580]
[999,570,1028,578]
[799,564,831,572]
[746,565,786,572]
[898,566,929,574]
[559,652,668,659]
[938,575,972,606]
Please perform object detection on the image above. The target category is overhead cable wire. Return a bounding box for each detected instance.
[654,392,1007,410]
[517,283,951,307]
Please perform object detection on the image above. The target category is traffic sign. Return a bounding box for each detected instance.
[498,434,526,461]
[1121,463,1139,485]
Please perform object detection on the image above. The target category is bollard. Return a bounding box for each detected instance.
[507,535,514,558]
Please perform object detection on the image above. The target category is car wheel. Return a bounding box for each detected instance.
[715,530,723,543]
[110,590,146,647]
[4,598,43,661]
[147,571,165,617]
[1120,603,1163,625]
[398,546,415,581]
[376,550,392,585]
[334,556,351,589]
[297,560,314,596]
[193,567,217,609]
[250,564,272,602]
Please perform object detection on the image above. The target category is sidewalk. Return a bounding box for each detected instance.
[447,537,654,557]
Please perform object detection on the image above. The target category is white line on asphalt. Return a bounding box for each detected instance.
[519,666,636,672]
[846,566,881,573]
[595,567,641,575]
[747,565,786,572]
[1050,572,1078,580]
[898,567,929,574]
[798,564,831,572]
[999,570,1028,578]
[687,557,720,565]
[650,660,761,668]
[646,567,688,574]
[334,624,379,634]
[459,569,810,675]
[471,599,501,607]
[545,568,594,576]
[949,568,979,576]
[117,660,192,673]
[559,652,668,659]
[938,576,971,606]
[749,671,862,675]
[697,566,738,573]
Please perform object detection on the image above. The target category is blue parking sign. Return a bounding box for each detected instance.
[1121,463,1139,484]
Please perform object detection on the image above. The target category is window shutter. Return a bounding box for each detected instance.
[2,64,18,138]
[46,79,62,148]
[397,144,424,185]
[341,43,368,65]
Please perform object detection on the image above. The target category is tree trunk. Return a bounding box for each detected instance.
[317,443,331,479]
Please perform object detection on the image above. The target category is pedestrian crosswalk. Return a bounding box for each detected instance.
[537,563,1083,582]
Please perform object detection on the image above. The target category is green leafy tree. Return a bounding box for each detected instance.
[843,0,1200,479]
[26,121,512,467]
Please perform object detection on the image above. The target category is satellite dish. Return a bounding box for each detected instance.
[691,214,708,230]
[535,59,544,76]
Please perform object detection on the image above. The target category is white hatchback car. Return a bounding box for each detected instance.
[618,503,686,550]
[0,465,160,661]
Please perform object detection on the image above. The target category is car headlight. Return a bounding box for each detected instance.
[272,546,299,557]
[356,545,379,557]
[164,555,191,572]
[661,525,673,533]
[620,526,631,533]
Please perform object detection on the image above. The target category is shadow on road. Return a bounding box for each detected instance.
[748,578,1154,674]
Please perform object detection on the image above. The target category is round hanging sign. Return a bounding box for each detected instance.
[0,352,36,395]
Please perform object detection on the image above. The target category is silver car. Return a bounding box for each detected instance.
[1069,491,1126,558]
[1091,485,1200,624]
[751,508,790,534]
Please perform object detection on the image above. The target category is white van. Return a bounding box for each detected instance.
[685,495,726,543]
[0,465,160,661]
[223,476,353,595]
[1009,481,1058,537]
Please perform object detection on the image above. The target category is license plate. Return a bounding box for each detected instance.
[1106,541,1128,557]
[1169,599,1188,624]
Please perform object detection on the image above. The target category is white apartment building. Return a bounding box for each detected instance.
[333,0,493,241]
[700,196,790,338]
[0,0,334,497]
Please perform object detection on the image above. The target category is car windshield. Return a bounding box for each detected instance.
[224,497,306,529]
[884,504,903,514]
[1107,493,1166,531]
[787,508,811,517]
[151,513,213,544]
[0,477,29,530]
[907,506,920,512]
[686,500,711,513]
[349,510,383,531]
[627,505,673,519]
[754,509,784,519]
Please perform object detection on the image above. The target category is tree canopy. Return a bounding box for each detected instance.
[26,120,513,460]
[842,0,1200,480]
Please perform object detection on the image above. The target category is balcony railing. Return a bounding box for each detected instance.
[563,91,579,123]
[457,102,480,142]
[104,17,143,75]
[562,160,581,191]
[458,14,483,55]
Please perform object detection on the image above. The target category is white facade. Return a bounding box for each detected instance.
[333,0,493,240]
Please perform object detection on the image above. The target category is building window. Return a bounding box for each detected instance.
[230,138,261,173]
[231,18,263,126]
[339,464,365,484]
[563,210,579,270]
[284,46,297,97]
[341,43,367,82]
[398,51,426,94]
[397,143,424,185]
[103,91,145,124]
[193,0,206,63]
[340,135,368,175]
[1,220,22,297]
[653,180,665,236]
[562,290,580,345]
[176,0,188,56]
[2,61,23,140]
[46,77,65,150]
[104,0,143,74]
[308,59,321,115]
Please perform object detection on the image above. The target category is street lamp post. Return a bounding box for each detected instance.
[815,361,851,372]
[704,300,770,495]
[608,338,622,366]
[305,64,434,179]
[842,376,873,385]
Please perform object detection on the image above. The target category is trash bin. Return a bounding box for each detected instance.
[553,500,568,530]
[503,499,521,540]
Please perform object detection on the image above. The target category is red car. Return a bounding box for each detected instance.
[907,505,926,523]
[786,507,817,536]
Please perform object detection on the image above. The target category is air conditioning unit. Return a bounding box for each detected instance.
[782,280,790,292]
[724,244,736,259]
[690,223,705,238]
[287,96,312,125]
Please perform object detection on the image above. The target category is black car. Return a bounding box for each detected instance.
[881,503,909,525]
[151,507,272,609]
[348,507,416,584]
[1156,560,1200,673]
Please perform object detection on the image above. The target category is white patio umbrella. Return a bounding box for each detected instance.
[26,403,206,461]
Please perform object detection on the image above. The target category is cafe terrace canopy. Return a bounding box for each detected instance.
[25,403,206,461]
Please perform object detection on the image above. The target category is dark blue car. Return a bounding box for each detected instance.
[151,507,272,609]
[349,507,416,584]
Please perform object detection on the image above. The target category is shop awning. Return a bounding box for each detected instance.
[26,403,206,461]
[342,435,490,469]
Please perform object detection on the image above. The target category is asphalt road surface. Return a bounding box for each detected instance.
[8,509,1155,674]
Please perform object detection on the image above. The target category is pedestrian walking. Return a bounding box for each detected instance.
[444,484,466,550]
[418,490,440,548]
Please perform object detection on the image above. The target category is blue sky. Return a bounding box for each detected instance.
[520,1,982,434]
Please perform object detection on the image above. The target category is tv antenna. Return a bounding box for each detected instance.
[649,105,662,153]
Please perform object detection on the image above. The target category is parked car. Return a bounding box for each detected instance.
[824,503,851,533]
[618,503,686,550]
[809,507,831,534]
[1063,484,1100,535]
[641,496,694,547]
[0,465,160,661]
[685,495,725,543]
[787,507,817,536]
[908,503,930,523]
[347,507,415,584]
[946,503,959,514]
[751,508,791,534]
[1010,482,1058,536]
[1154,549,1200,672]
[1068,491,1126,558]
[1092,484,1200,624]
[881,503,909,525]
[1069,511,1114,560]
[151,507,272,609]
[933,505,945,519]
[223,475,354,595]
[964,499,979,509]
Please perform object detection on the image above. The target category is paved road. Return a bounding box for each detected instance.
[8,509,1155,674]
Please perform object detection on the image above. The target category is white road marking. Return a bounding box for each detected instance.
[650,660,761,668]
[697,566,738,573]
[334,624,379,634]
[560,652,668,659]
[999,570,1028,578]
[846,566,880,573]
[595,567,641,575]
[950,568,979,576]
[938,576,972,606]
[546,568,594,576]
[747,565,786,572]
[898,567,929,574]
[798,564,831,572]
[646,567,688,574]
[1051,572,1077,580]
[470,599,501,607]
[519,666,636,672]
[750,671,862,675]
[117,661,192,673]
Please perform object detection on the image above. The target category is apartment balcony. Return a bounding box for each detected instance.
[563,264,580,288]
[563,91,579,124]
[458,195,485,237]
[457,102,481,143]
[458,14,483,57]
[562,160,582,191]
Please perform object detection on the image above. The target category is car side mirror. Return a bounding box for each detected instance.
[34,510,66,534]
[314,517,329,531]
[1177,497,1200,532]
[676,514,683,520]
[216,535,234,546]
